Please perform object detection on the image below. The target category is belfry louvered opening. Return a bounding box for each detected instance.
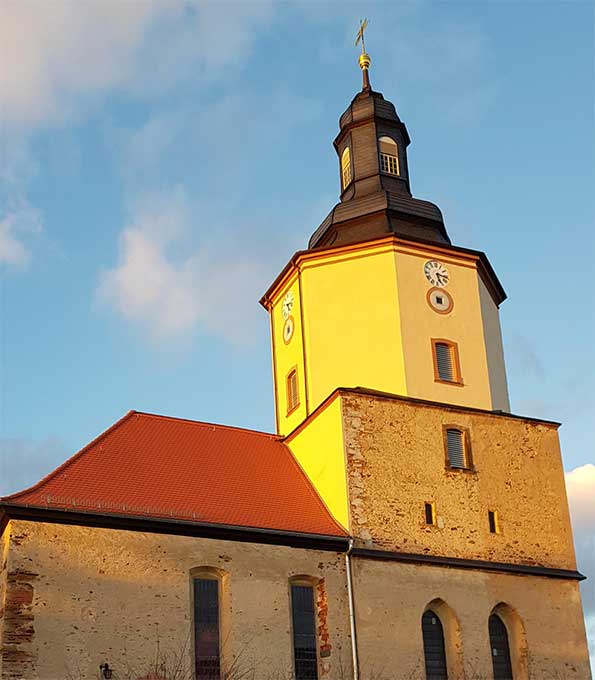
[445,428,469,469]
[433,340,460,383]
[286,368,299,414]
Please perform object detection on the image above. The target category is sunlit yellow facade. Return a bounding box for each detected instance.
[262,236,509,439]
[284,393,349,529]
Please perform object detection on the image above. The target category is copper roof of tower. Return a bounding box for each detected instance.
[308,59,451,250]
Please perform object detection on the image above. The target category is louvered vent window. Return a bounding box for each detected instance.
[194,577,221,680]
[435,342,455,382]
[446,428,468,469]
[291,584,319,680]
[287,369,299,413]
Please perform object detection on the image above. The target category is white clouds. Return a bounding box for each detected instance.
[565,464,595,663]
[0,199,42,268]
[0,0,174,129]
[0,0,276,132]
[98,187,267,343]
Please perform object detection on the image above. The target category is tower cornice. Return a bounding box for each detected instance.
[260,235,507,311]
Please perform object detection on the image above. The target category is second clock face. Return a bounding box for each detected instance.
[283,316,294,343]
[424,260,450,287]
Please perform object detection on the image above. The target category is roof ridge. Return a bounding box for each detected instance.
[132,411,280,438]
[0,411,137,502]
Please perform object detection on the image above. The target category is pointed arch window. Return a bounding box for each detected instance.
[341,147,352,189]
[379,136,400,176]
[489,614,514,680]
[422,610,448,680]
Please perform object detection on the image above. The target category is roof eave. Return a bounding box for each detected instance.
[0,503,349,551]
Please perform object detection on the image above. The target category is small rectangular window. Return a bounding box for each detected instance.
[286,368,299,414]
[424,502,435,525]
[291,584,319,680]
[432,340,462,384]
[194,577,220,680]
[488,510,499,534]
[445,428,470,470]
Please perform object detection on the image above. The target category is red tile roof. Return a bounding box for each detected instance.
[2,411,346,537]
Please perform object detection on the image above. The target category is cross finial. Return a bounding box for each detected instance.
[355,18,371,91]
[355,18,369,54]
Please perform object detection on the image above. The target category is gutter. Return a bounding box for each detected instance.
[345,538,360,680]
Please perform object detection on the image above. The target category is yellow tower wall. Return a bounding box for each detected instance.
[478,276,510,411]
[269,274,307,435]
[395,243,495,410]
[264,237,509,435]
[285,393,350,530]
[299,243,407,413]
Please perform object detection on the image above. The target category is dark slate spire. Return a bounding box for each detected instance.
[308,34,451,250]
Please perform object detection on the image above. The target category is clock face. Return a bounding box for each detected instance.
[283,316,294,344]
[424,260,450,287]
[282,291,294,320]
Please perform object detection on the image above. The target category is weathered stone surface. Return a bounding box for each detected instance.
[342,393,577,570]
[0,520,352,680]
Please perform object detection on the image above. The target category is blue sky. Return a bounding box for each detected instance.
[1,0,593,664]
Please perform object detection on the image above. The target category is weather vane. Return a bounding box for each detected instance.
[355,18,372,91]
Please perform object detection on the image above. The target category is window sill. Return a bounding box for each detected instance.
[286,403,301,417]
[434,378,465,387]
[445,466,477,475]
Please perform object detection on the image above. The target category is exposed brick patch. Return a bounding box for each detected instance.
[316,579,332,673]
[1,570,38,678]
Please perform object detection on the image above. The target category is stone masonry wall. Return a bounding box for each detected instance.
[342,392,577,570]
[0,520,352,680]
[352,558,592,679]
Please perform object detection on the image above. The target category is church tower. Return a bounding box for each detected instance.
[259,38,589,678]
[261,41,509,439]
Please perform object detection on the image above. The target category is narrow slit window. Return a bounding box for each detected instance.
[286,369,299,414]
[341,147,352,189]
[291,584,319,680]
[194,577,221,680]
[433,340,461,384]
[488,510,499,534]
[378,136,400,176]
[445,428,469,470]
[424,502,435,525]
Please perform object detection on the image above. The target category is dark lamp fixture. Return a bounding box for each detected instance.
[99,663,113,679]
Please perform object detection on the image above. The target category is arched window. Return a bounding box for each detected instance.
[286,367,299,414]
[191,567,229,680]
[489,614,514,680]
[341,147,352,189]
[290,577,319,680]
[193,574,221,679]
[379,136,400,176]
[422,610,448,680]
